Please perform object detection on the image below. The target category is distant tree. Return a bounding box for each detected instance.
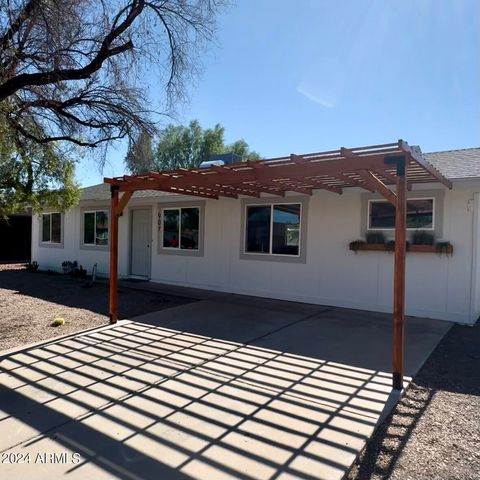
[125,131,154,174]
[0,115,79,217]
[131,120,260,172]
[227,139,261,160]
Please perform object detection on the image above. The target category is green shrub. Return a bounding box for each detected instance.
[411,230,434,245]
[366,232,385,244]
[435,241,453,255]
[349,240,366,253]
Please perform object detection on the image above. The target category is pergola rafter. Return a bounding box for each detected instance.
[104,140,452,391]
[357,170,397,205]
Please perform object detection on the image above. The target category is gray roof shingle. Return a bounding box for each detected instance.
[80,183,175,201]
[424,147,480,180]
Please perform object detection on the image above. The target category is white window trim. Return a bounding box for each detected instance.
[367,197,435,231]
[243,202,302,258]
[82,209,109,247]
[40,212,62,245]
[158,204,203,256]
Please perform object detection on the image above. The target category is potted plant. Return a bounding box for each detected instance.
[411,230,435,245]
[385,240,410,253]
[26,261,39,273]
[366,232,386,245]
[435,241,453,256]
[349,240,366,253]
[385,240,395,252]
[61,260,73,275]
[71,264,87,279]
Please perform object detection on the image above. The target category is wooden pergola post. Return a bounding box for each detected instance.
[109,187,133,324]
[388,155,407,390]
[109,185,120,324]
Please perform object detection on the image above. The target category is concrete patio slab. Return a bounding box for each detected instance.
[0,299,451,480]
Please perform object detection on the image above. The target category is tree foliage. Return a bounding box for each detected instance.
[127,119,260,173]
[0,112,79,217]
[0,0,223,213]
[124,130,154,174]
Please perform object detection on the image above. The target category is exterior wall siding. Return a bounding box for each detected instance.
[32,181,480,324]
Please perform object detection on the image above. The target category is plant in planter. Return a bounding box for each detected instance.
[435,241,453,256]
[385,240,395,252]
[349,240,366,253]
[385,240,410,253]
[411,230,434,245]
[366,232,385,245]
[26,261,39,272]
[71,265,87,279]
[61,260,74,274]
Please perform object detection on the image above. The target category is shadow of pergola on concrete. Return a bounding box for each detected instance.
[0,319,405,480]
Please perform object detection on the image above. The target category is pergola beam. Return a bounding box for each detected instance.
[116,191,133,216]
[337,173,376,192]
[307,181,343,195]
[374,169,412,191]
[290,153,307,164]
[279,184,313,195]
[250,184,286,196]
[164,188,220,199]
[356,170,397,205]
[220,181,281,197]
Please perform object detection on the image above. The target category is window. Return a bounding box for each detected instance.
[83,210,109,246]
[245,203,301,256]
[368,198,434,230]
[41,213,61,243]
[162,207,199,250]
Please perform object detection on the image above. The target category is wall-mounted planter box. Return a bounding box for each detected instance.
[349,243,453,255]
[350,243,385,252]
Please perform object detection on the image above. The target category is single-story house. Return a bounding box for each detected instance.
[31,144,480,325]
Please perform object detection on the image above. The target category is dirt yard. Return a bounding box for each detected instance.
[0,263,194,351]
[348,320,480,480]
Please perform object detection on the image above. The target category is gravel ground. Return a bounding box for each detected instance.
[0,263,194,351]
[348,319,480,480]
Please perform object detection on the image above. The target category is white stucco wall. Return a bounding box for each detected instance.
[32,181,480,324]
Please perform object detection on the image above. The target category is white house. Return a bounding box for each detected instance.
[32,146,480,324]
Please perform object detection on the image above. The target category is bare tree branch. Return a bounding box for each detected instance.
[0,0,223,158]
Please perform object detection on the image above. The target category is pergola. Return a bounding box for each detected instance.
[104,139,451,390]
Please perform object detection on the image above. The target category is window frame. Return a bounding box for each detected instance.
[367,197,436,231]
[161,206,200,252]
[39,212,63,247]
[240,197,308,264]
[81,208,110,249]
[157,201,205,257]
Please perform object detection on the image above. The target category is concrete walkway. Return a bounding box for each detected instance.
[0,297,451,480]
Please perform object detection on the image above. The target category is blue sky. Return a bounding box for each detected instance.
[79,0,480,186]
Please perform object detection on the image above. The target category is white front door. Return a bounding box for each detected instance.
[130,208,152,277]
